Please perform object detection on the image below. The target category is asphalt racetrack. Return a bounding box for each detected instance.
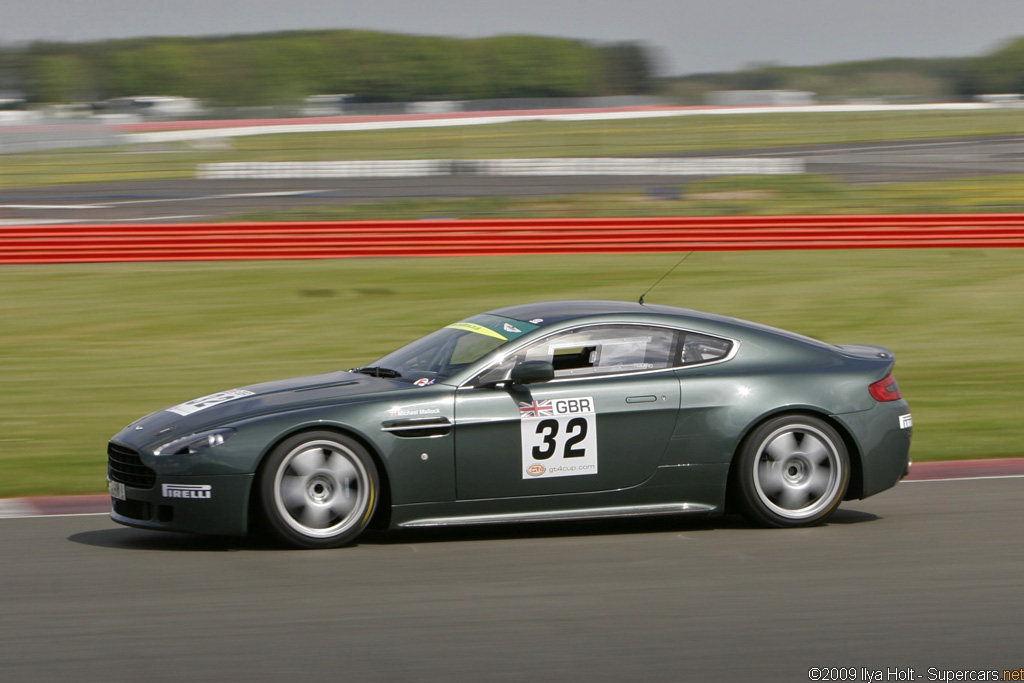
[2,135,1022,225]
[2,476,1022,682]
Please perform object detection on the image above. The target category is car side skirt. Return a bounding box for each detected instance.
[398,502,716,528]
[388,462,728,529]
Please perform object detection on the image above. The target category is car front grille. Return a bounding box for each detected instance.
[108,442,156,489]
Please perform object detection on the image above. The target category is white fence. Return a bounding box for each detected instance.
[197,157,805,179]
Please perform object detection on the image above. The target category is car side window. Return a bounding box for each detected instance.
[680,332,733,365]
[468,325,735,386]
[523,325,682,378]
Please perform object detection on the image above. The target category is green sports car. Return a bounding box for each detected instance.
[108,300,912,548]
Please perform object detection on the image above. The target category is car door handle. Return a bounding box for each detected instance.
[626,395,658,403]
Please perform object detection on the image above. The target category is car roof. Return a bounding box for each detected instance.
[489,299,687,324]
[487,299,738,328]
[487,299,838,351]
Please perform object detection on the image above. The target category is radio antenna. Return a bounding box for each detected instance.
[638,251,693,305]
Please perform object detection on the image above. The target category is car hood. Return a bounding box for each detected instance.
[118,370,408,446]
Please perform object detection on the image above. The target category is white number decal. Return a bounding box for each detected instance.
[520,396,598,479]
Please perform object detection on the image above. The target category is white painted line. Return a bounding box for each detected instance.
[206,190,330,199]
[901,474,1024,483]
[0,219,78,226]
[0,215,211,226]
[1,190,329,214]
[0,204,108,210]
[749,138,1015,157]
[125,102,1012,144]
[113,215,211,222]
[100,190,331,206]
[0,499,38,518]
[1,512,110,520]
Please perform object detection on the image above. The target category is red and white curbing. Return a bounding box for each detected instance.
[0,494,109,519]
[0,459,1021,519]
[902,457,1024,482]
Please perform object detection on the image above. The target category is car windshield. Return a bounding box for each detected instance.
[360,314,539,384]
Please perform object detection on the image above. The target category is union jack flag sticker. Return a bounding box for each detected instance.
[519,400,554,417]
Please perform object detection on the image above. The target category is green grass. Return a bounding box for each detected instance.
[2,108,1023,189]
[2,249,1022,498]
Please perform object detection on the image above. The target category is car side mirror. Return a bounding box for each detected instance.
[510,360,554,385]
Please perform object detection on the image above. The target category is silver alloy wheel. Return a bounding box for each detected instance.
[272,438,371,539]
[751,424,843,520]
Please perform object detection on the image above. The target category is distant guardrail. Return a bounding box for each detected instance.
[0,114,123,153]
[2,214,1023,264]
[197,158,805,179]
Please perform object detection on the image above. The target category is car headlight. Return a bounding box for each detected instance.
[154,428,237,457]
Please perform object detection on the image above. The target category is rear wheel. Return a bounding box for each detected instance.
[258,431,378,548]
[734,415,849,527]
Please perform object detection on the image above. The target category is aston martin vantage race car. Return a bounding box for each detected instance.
[108,300,912,548]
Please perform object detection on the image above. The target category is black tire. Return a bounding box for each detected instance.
[258,431,379,549]
[734,415,849,528]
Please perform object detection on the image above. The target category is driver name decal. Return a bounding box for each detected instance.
[520,396,598,479]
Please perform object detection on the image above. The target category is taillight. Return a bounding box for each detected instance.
[869,374,902,402]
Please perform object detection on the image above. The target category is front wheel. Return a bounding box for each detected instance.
[258,431,379,548]
[734,415,849,527]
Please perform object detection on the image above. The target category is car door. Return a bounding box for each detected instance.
[454,324,684,500]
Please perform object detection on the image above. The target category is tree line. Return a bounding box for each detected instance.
[664,36,1024,102]
[0,30,653,106]
[1,30,1020,107]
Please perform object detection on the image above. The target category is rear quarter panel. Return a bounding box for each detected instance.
[665,325,895,469]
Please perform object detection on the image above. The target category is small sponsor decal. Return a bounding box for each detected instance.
[162,484,212,499]
[108,480,126,501]
[527,464,546,477]
[899,414,913,429]
[529,319,544,324]
[413,378,437,387]
[445,322,507,341]
[167,389,254,416]
[503,323,521,333]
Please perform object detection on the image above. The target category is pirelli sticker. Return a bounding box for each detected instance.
[162,484,212,499]
[520,396,598,479]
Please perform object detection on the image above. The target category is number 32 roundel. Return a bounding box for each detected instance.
[519,397,598,479]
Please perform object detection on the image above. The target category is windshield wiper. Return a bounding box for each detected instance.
[353,366,403,378]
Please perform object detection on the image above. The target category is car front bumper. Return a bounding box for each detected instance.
[109,473,254,537]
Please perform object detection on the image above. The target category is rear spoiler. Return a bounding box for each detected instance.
[835,344,894,361]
